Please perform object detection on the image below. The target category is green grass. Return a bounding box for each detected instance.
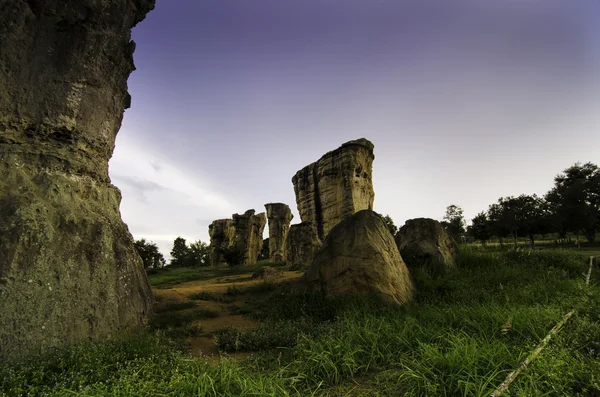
[2,249,600,396]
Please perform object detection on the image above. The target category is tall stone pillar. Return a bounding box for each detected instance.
[264,203,293,263]
[0,0,155,360]
[292,138,375,240]
[208,219,236,266]
[232,210,266,265]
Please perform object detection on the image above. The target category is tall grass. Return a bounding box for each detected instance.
[2,249,599,396]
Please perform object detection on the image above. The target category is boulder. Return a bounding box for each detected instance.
[232,210,267,265]
[208,219,236,266]
[302,210,415,304]
[395,218,457,274]
[265,203,293,263]
[0,0,155,360]
[292,138,375,241]
[286,222,322,271]
[251,266,283,280]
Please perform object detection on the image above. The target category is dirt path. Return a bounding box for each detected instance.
[153,270,302,359]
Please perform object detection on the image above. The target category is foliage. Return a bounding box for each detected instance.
[382,214,398,236]
[218,245,246,267]
[467,212,491,246]
[2,249,600,396]
[134,238,165,269]
[442,204,465,240]
[546,162,600,243]
[170,237,210,267]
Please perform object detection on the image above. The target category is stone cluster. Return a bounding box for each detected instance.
[208,210,266,266]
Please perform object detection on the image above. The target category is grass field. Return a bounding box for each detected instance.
[1,249,599,396]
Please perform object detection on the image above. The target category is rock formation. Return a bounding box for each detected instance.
[292,138,375,241]
[286,222,322,271]
[395,218,457,275]
[232,210,267,265]
[302,210,415,304]
[264,203,293,263]
[251,266,283,281]
[208,219,236,266]
[0,0,155,360]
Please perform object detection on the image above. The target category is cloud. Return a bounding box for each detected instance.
[109,131,238,258]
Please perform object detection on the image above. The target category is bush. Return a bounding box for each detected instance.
[218,246,246,267]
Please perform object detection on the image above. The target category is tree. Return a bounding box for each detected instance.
[487,202,508,248]
[170,237,191,267]
[468,212,491,246]
[546,162,600,243]
[443,205,465,240]
[382,215,398,236]
[188,240,210,267]
[218,245,245,267]
[134,239,165,269]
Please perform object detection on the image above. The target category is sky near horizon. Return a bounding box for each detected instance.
[109,0,600,259]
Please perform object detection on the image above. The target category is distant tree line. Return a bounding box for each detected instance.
[134,237,211,269]
[465,162,599,248]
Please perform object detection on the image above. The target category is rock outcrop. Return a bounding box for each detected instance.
[232,210,267,265]
[208,219,236,266]
[395,218,457,275]
[0,0,155,360]
[251,266,283,281]
[292,138,375,241]
[302,210,415,304]
[265,203,293,263]
[286,222,322,271]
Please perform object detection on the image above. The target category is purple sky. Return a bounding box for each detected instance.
[109,0,600,258]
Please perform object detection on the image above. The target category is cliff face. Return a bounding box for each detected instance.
[232,210,267,265]
[0,0,155,360]
[264,203,293,263]
[292,138,375,241]
[208,219,236,266]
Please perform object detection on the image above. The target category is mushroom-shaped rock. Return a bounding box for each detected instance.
[286,222,322,271]
[394,218,457,275]
[302,210,416,304]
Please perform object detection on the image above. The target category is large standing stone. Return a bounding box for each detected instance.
[302,210,415,304]
[292,138,375,241]
[286,222,322,271]
[395,218,457,275]
[0,0,155,360]
[208,219,236,266]
[265,203,293,263]
[232,210,267,265]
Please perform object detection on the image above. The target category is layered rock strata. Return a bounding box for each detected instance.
[395,218,457,275]
[232,210,267,265]
[302,210,416,304]
[292,138,375,240]
[208,219,236,266]
[286,222,322,271]
[0,0,155,360]
[264,203,293,263]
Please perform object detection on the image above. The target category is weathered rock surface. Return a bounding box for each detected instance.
[208,219,236,266]
[0,0,155,360]
[302,210,416,304]
[292,138,375,240]
[251,266,283,280]
[265,203,293,263]
[232,210,267,265]
[395,218,457,274]
[286,222,322,271]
